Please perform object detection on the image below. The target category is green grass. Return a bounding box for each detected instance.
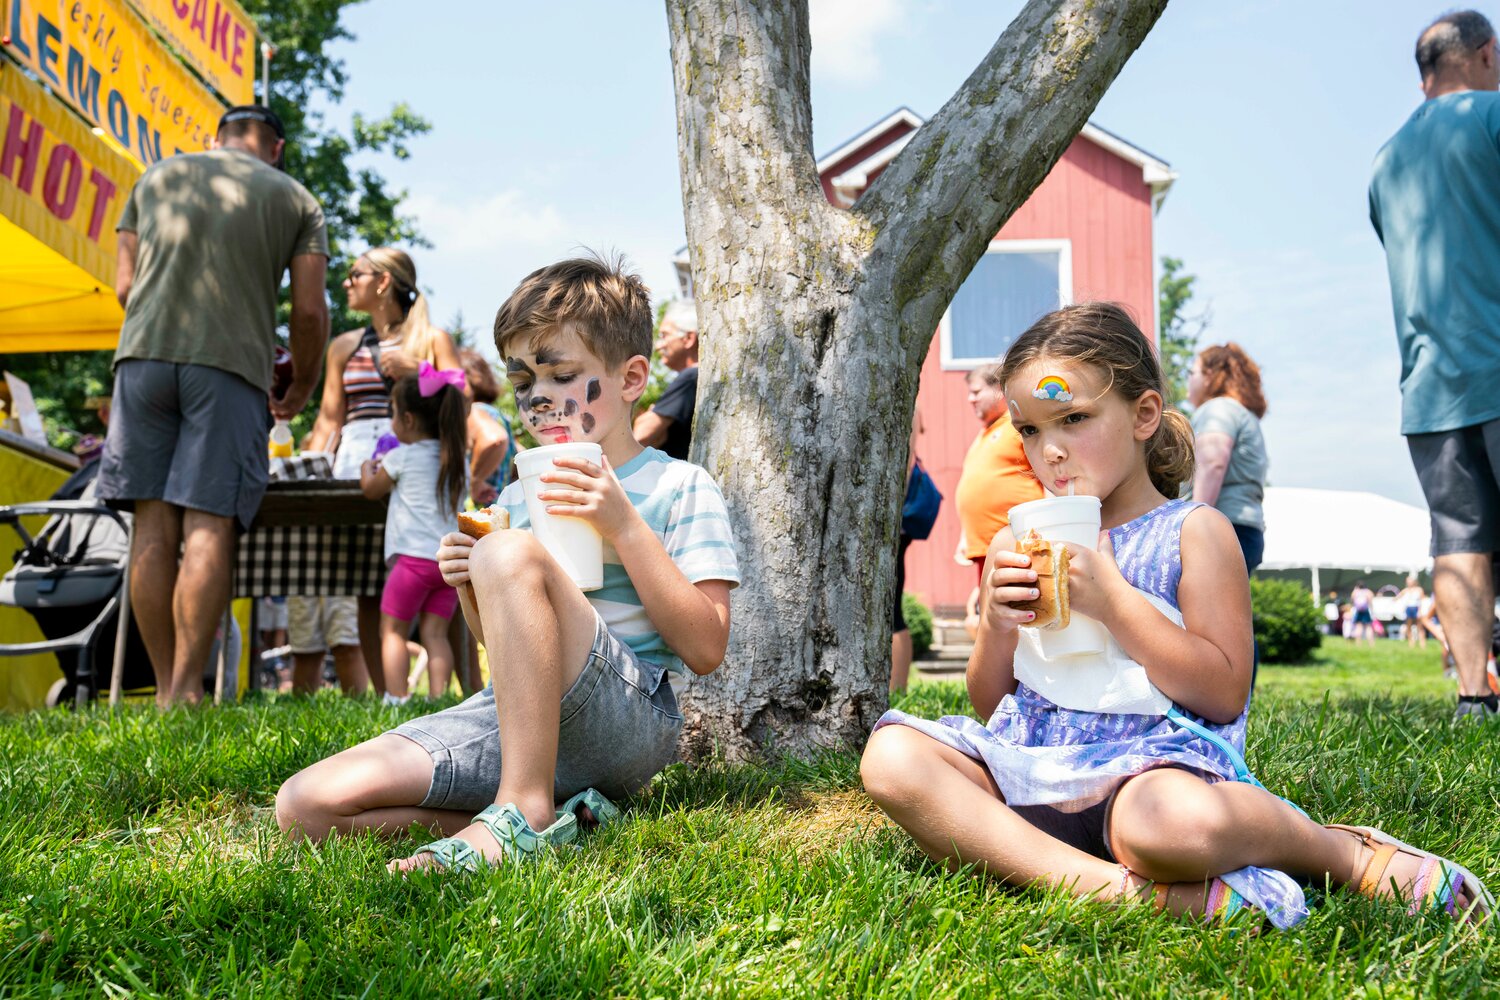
[1,637,1497,997]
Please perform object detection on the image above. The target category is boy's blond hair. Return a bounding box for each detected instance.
[493,253,653,368]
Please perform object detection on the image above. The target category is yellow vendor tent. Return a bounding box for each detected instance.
[0,62,138,354]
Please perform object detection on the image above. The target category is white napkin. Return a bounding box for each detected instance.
[1012,588,1177,715]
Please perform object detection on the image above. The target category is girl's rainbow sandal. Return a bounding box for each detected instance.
[1326,824,1493,919]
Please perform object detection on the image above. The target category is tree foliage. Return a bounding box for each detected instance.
[1158,255,1209,407]
[1,0,428,452]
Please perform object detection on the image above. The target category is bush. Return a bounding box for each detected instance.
[1250,577,1323,663]
[902,592,934,657]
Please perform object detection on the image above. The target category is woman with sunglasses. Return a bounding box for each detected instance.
[300,247,461,696]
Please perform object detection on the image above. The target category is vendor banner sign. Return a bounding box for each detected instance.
[3,0,227,166]
[0,62,138,285]
[124,0,254,105]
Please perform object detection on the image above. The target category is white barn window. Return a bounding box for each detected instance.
[940,239,1073,369]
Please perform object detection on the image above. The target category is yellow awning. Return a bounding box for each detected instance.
[0,62,139,354]
[0,215,123,351]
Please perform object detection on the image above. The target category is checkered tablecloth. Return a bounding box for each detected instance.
[234,524,386,598]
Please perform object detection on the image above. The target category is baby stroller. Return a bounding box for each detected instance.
[0,461,153,706]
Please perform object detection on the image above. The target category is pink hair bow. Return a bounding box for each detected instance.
[418,361,466,397]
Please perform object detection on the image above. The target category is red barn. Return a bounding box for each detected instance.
[676,107,1175,615]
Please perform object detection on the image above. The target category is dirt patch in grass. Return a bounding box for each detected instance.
[781,788,893,861]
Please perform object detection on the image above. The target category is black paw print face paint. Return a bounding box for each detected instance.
[504,335,611,446]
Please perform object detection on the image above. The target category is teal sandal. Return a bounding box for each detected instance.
[558,788,622,829]
[400,803,579,874]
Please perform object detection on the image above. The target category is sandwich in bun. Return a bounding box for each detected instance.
[457,506,510,538]
[1014,529,1070,630]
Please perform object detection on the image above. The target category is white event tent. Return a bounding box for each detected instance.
[1258,486,1431,597]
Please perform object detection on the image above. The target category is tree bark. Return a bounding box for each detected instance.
[667,0,1168,760]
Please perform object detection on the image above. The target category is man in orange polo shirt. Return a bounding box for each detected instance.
[955,364,1044,589]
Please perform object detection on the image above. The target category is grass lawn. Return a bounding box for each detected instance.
[2,636,1497,997]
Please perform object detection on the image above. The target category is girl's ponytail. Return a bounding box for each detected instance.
[435,386,468,515]
[1146,406,1195,498]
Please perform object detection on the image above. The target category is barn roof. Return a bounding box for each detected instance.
[817,107,1176,208]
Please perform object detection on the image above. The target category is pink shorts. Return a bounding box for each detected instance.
[381,555,459,621]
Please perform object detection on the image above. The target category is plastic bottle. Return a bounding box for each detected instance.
[268,419,294,459]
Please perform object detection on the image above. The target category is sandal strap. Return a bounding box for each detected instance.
[559,788,622,828]
[410,836,481,873]
[1359,842,1401,899]
[472,803,578,860]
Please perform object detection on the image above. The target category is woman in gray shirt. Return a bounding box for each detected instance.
[1186,343,1269,572]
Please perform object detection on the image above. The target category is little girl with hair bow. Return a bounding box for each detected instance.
[360,362,470,703]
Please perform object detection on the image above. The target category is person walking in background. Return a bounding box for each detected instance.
[954,364,1044,594]
[634,300,699,459]
[1185,344,1269,573]
[302,247,462,695]
[1370,10,1500,719]
[1399,574,1428,648]
[98,106,328,707]
[1349,581,1377,647]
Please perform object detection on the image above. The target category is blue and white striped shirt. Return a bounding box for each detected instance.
[499,447,740,674]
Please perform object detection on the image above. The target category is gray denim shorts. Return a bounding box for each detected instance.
[96,360,270,531]
[1407,417,1500,555]
[393,612,682,813]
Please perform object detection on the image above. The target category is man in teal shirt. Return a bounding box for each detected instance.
[1370,10,1500,720]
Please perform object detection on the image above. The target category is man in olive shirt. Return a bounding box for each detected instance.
[98,106,329,707]
[634,300,699,459]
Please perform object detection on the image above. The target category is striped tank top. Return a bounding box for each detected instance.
[344,328,395,422]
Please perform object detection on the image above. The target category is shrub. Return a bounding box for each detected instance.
[902,592,934,657]
[1250,577,1323,664]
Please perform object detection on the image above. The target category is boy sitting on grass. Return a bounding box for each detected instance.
[276,254,739,870]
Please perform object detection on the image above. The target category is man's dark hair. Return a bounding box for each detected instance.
[1417,10,1495,77]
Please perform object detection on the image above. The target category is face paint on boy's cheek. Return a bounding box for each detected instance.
[581,413,596,434]
[586,378,601,403]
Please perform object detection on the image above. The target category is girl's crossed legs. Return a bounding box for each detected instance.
[861,725,1484,917]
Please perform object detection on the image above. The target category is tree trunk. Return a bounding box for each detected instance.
[667,0,1168,760]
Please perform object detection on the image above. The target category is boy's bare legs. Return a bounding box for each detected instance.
[276,732,472,841]
[390,531,597,871]
[417,613,454,699]
[1107,768,1483,912]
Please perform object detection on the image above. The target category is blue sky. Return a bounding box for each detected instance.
[320,0,1444,506]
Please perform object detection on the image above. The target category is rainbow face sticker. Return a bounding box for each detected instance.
[1033,375,1073,402]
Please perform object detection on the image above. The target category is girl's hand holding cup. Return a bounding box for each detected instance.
[984,550,1043,633]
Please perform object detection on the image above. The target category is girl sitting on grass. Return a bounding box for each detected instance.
[360,365,469,704]
[861,303,1491,930]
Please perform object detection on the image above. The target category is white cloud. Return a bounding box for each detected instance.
[403,189,568,255]
[809,0,908,85]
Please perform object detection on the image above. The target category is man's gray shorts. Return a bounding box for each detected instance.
[393,612,682,812]
[1407,416,1500,556]
[96,360,269,532]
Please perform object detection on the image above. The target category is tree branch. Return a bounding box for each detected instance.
[666,0,823,237]
[854,0,1169,360]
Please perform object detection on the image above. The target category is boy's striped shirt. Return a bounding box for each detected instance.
[499,447,740,674]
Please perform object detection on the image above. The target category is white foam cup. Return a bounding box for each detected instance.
[514,442,605,592]
[1008,495,1109,658]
